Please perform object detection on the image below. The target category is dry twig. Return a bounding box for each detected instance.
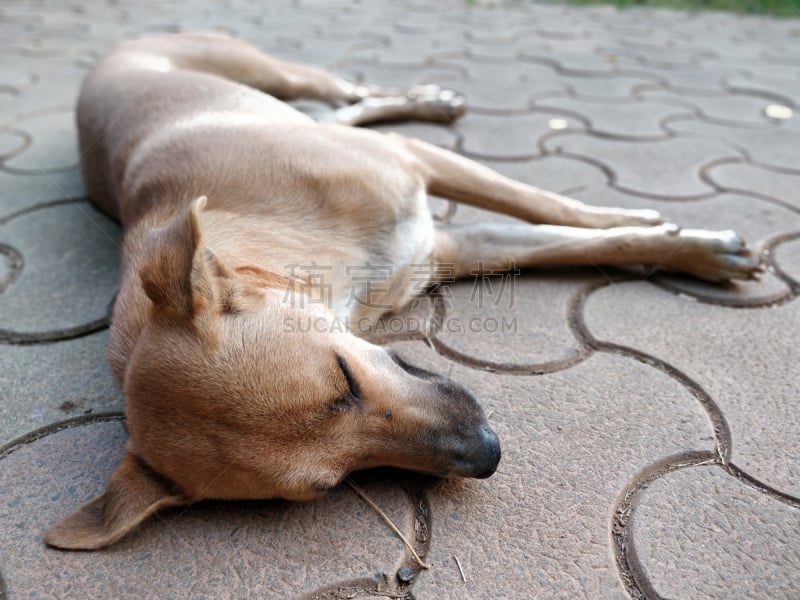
[345,478,430,569]
[453,555,467,583]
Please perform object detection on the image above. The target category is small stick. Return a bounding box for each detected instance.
[453,555,467,583]
[345,477,430,569]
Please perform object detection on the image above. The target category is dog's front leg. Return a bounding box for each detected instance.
[433,222,763,283]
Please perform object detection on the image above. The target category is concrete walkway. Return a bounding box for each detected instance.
[1,0,799,598]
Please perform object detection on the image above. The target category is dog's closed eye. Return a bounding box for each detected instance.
[330,355,363,413]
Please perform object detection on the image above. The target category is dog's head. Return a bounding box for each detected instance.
[46,198,500,550]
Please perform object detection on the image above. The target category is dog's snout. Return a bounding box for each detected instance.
[472,424,501,479]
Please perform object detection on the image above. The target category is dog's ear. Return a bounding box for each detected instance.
[139,196,220,322]
[45,451,188,550]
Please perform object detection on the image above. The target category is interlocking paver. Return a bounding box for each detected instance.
[459,111,584,159]
[707,161,800,209]
[585,282,800,496]
[534,96,689,139]
[544,133,740,198]
[392,342,710,599]
[0,331,122,443]
[519,39,641,73]
[0,421,413,598]
[358,25,468,64]
[0,128,28,160]
[725,72,800,107]
[666,117,800,172]
[0,55,91,112]
[0,201,120,338]
[336,59,466,89]
[449,61,563,112]
[774,237,800,283]
[1,1,798,598]
[633,467,800,599]
[2,108,78,172]
[554,71,663,100]
[641,88,774,126]
[643,64,746,95]
[614,40,717,69]
[434,274,586,370]
[0,170,86,220]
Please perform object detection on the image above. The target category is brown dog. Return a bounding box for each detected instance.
[45,32,761,550]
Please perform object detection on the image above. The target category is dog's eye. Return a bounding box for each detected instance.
[334,355,363,411]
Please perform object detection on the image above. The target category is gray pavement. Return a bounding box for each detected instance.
[1,0,799,598]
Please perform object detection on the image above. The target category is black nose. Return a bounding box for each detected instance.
[473,424,501,479]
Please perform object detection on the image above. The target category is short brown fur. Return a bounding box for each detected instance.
[46,32,761,550]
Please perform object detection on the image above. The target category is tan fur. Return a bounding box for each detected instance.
[46,32,761,550]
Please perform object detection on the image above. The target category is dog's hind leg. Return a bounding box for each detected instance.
[433,222,763,283]
[125,32,391,103]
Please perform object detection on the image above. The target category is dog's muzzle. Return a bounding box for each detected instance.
[468,424,502,478]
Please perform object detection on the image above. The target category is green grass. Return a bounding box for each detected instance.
[563,0,800,17]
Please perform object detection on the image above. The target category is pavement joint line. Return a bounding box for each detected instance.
[700,159,800,215]
[1,1,799,596]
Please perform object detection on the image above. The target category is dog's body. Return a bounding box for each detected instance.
[46,32,761,550]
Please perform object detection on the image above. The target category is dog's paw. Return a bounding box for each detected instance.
[664,229,765,283]
[406,85,467,122]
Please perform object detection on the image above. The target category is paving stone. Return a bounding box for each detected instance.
[674,42,755,66]
[535,96,690,139]
[544,133,739,198]
[585,281,800,497]
[707,161,800,209]
[390,342,711,599]
[1,1,799,598]
[773,236,800,283]
[359,25,468,64]
[0,69,36,95]
[725,72,800,106]
[730,62,800,81]
[336,59,466,89]
[0,201,120,338]
[518,40,641,73]
[434,272,589,370]
[0,331,123,444]
[633,467,800,599]
[3,108,79,172]
[641,88,774,126]
[0,55,91,113]
[450,61,562,112]
[610,25,692,47]
[0,169,86,219]
[616,40,718,69]
[0,127,28,159]
[665,116,800,172]
[0,420,412,598]
[0,244,21,292]
[643,64,747,95]
[531,14,608,40]
[272,33,386,68]
[570,186,799,304]
[557,70,664,100]
[459,111,584,159]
